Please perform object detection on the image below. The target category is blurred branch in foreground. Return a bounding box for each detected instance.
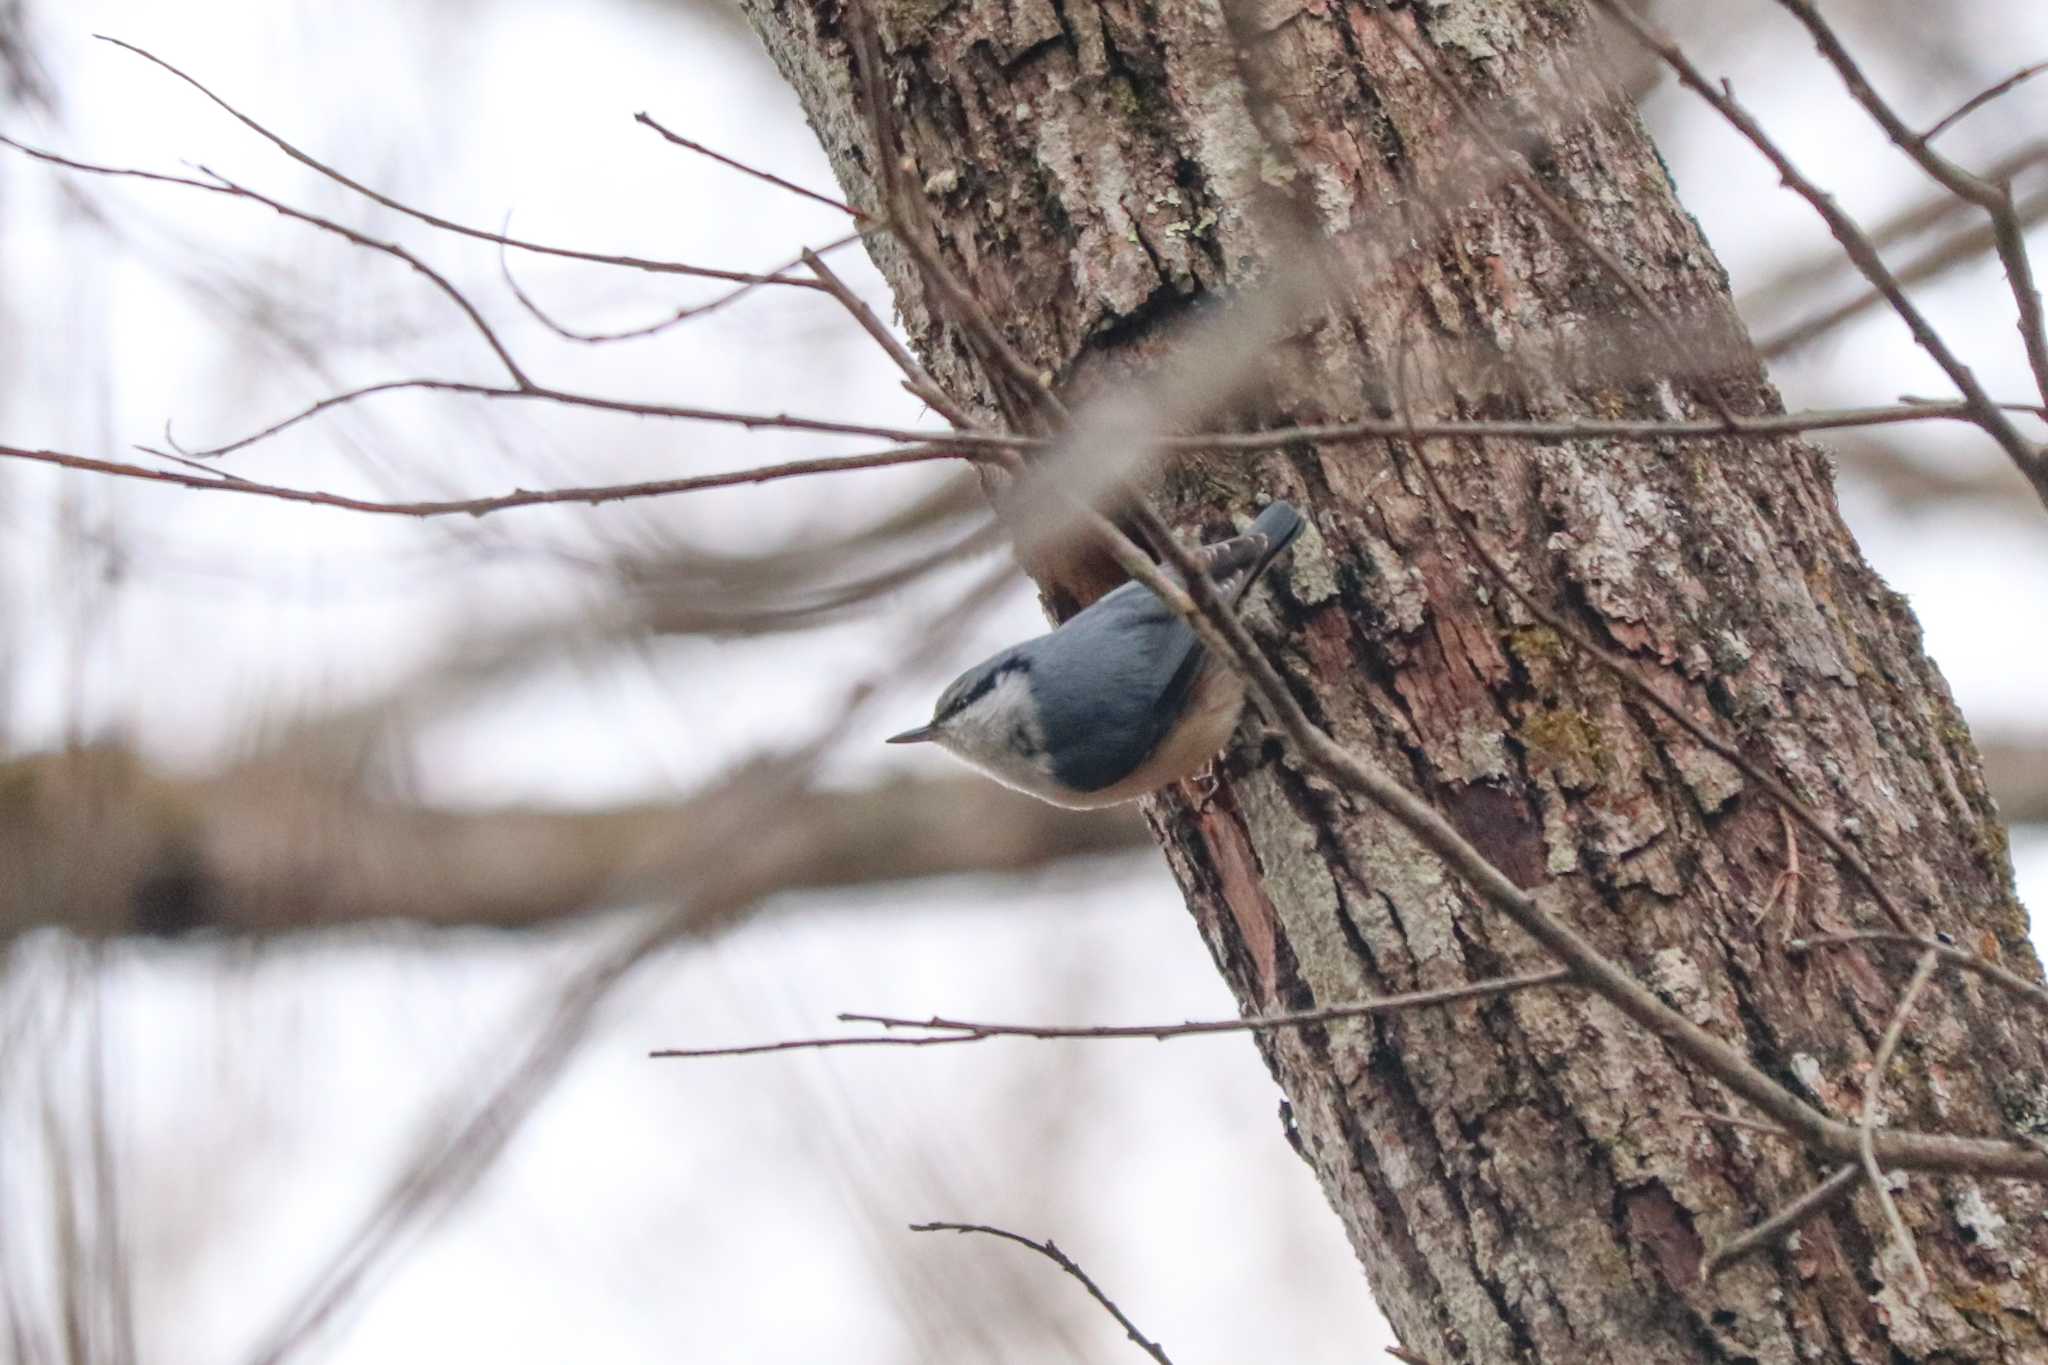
[0,747,1147,939]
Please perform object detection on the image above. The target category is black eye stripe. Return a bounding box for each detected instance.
[939,658,1029,720]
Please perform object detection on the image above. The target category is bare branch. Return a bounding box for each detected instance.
[1,440,975,519]
[802,247,974,428]
[1856,948,1942,1298]
[649,969,1573,1059]
[147,375,986,459]
[0,134,535,389]
[0,750,1148,939]
[634,111,863,219]
[1679,1109,1796,1142]
[1702,1165,1862,1278]
[1922,60,2048,143]
[497,229,858,345]
[24,396,2031,517]
[907,1223,1174,1365]
[845,970,1573,1040]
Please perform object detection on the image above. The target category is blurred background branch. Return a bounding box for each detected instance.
[0,747,1148,938]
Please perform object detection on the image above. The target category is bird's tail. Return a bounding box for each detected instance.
[1189,501,1306,603]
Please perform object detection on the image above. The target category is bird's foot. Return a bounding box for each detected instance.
[1186,759,1225,813]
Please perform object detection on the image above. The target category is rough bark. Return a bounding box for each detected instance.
[741,0,2048,1359]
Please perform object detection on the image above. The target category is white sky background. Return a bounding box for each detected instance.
[1,0,2045,1362]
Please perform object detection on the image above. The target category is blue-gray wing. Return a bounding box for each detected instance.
[1029,580,1204,794]
[1027,501,1304,794]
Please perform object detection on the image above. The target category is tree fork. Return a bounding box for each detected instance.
[741,0,2048,1358]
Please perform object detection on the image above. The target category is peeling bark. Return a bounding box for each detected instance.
[743,0,2048,1358]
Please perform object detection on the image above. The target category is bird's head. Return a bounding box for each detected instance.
[887,651,1047,779]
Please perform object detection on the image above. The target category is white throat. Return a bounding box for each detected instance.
[932,669,1064,799]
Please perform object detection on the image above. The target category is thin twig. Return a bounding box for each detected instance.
[801,248,974,427]
[635,111,862,219]
[1921,61,2048,143]
[908,1222,1173,1364]
[203,164,534,388]
[7,393,2037,503]
[1856,948,1941,1298]
[1750,808,1803,939]
[1679,1110,1796,1141]
[1790,932,2048,1014]
[649,969,1574,1059]
[2,442,976,519]
[498,228,850,345]
[1158,400,2041,450]
[0,134,536,390]
[846,968,1571,1039]
[92,35,829,291]
[1702,1164,1862,1278]
[141,377,997,461]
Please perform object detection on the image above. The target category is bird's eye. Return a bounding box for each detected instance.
[1010,725,1033,754]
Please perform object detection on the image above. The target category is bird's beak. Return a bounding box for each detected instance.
[885,723,938,745]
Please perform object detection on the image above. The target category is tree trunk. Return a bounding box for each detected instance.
[741,0,2048,1358]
